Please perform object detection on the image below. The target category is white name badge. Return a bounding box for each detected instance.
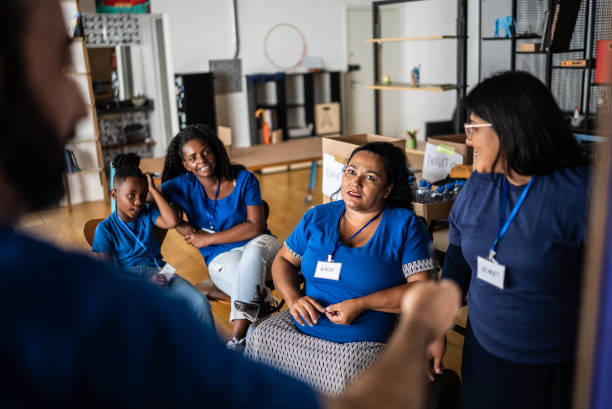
[201,227,215,234]
[159,263,177,281]
[477,256,506,289]
[314,261,342,281]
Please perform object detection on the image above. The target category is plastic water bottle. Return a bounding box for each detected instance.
[431,185,445,202]
[416,180,430,203]
[444,183,455,200]
[408,175,417,198]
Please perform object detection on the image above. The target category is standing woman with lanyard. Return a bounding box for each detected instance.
[161,125,281,351]
[437,71,591,409]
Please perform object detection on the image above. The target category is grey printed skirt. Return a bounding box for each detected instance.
[245,309,385,396]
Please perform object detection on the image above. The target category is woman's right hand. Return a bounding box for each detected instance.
[289,296,326,327]
[175,222,197,237]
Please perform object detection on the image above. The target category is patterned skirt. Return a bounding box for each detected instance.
[245,309,385,396]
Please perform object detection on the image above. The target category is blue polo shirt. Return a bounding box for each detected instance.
[285,201,434,343]
[448,167,590,364]
[0,225,320,408]
[162,169,268,264]
[92,204,162,270]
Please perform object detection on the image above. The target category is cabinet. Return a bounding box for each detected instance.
[246,71,342,145]
[479,0,611,134]
[369,0,468,134]
[61,0,108,209]
[175,72,217,131]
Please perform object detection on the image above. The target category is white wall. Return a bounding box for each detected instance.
[82,0,481,146]
[148,0,372,147]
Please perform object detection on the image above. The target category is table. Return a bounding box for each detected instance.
[139,137,322,202]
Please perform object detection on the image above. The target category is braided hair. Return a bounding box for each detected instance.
[346,142,414,211]
[112,153,146,186]
[162,124,243,183]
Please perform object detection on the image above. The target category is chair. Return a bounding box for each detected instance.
[83,218,167,248]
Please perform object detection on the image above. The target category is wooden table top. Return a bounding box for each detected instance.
[140,136,322,175]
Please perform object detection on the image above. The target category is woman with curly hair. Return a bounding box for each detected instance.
[161,125,281,351]
[246,142,435,395]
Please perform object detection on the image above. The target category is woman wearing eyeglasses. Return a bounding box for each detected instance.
[436,71,590,409]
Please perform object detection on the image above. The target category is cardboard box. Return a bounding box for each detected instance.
[315,102,341,135]
[426,134,473,165]
[518,43,540,52]
[413,199,455,226]
[218,126,232,156]
[322,133,404,203]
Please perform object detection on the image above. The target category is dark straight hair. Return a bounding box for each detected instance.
[464,71,588,176]
[345,142,414,211]
[161,124,243,183]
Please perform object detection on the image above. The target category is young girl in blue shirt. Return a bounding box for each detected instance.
[161,125,281,351]
[92,153,214,327]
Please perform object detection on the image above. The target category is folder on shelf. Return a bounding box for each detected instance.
[595,40,612,84]
[544,0,581,52]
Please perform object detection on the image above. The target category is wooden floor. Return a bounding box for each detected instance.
[17,167,465,377]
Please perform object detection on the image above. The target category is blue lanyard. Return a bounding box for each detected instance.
[204,179,220,231]
[329,207,382,262]
[116,212,162,270]
[489,177,535,260]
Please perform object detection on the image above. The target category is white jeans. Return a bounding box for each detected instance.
[207,234,281,321]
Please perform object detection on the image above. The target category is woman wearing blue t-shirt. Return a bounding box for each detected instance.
[246,142,435,395]
[92,154,214,328]
[438,71,590,409]
[161,125,281,351]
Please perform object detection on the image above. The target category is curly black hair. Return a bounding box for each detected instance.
[112,153,146,187]
[161,124,243,183]
[345,142,414,211]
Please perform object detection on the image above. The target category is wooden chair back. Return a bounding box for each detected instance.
[83,218,168,248]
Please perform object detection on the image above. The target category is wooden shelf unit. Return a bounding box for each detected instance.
[61,0,108,210]
[371,0,467,134]
[367,83,457,92]
[366,35,458,43]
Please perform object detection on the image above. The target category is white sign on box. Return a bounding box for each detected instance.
[322,153,345,200]
[422,142,464,182]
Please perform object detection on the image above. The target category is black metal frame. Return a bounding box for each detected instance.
[479,0,599,134]
[372,0,468,134]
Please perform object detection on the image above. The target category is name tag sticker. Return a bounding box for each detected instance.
[159,263,177,281]
[477,256,506,289]
[201,227,215,234]
[314,261,342,281]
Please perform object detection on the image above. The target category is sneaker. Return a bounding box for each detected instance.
[234,285,279,322]
[226,337,246,353]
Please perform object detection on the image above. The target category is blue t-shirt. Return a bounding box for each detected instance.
[92,204,162,270]
[0,225,320,408]
[448,167,590,364]
[285,201,434,343]
[162,169,268,264]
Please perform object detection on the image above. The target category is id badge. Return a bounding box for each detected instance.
[201,227,215,234]
[159,263,177,281]
[314,260,342,280]
[477,256,506,289]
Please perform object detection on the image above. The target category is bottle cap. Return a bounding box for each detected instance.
[437,186,445,193]
[419,180,427,187]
